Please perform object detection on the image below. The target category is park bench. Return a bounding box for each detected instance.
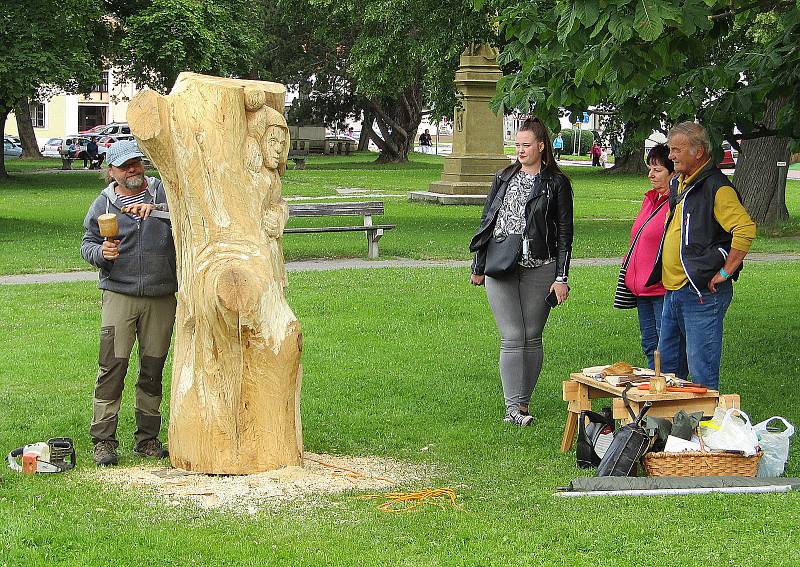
[285,201,395,259]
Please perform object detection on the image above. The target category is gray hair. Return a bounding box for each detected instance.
[667,121,710,156]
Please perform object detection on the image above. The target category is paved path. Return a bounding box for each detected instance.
[2,253,798,285]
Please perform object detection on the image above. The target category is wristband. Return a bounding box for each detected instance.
[719,267,731,279]
[555,276,568,284]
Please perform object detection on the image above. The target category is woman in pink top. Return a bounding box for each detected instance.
[626,144,686,373]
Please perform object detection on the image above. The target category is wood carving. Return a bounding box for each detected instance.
[127,72,302,474]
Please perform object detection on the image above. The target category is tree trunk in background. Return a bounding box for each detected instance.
[357,109,372,151]
[0,110,9,178]
[607,144,646,175]
[734,97,790,227]
[607,122,647,175]
[367,83,423,163]
[128,72,303,474]
[14,98,44,159]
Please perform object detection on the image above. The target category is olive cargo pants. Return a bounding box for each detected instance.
[90,290,176,448]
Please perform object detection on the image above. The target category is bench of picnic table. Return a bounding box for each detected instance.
[285,201,395,259]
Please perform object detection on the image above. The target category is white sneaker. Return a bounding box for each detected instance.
[503,410,534,427]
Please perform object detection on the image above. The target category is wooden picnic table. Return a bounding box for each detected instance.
[560,372,739,452]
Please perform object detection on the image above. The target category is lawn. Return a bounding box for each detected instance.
[0,263,798,565]
[0,154,798,275]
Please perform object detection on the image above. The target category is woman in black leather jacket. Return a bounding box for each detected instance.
[469,117,573,426]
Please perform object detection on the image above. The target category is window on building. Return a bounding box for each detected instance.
[94,71,110,93]
[30,103,45,128]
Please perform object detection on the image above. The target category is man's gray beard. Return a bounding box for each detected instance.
[123,174,145,191]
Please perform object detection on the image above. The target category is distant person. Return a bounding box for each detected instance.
[469,117,573,427]
[590,142,602,166]
[85,138,99,169]
[553,133,564,160]
[346,126,355,140]
[599,146,608,168]
[618,144,687,375]
[419,129,433,154]
[81,139,177,466]
[647,122,756,389]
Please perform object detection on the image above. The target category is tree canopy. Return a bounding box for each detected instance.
[492,0,800,223]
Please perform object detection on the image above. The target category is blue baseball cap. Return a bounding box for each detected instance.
[106,139,144,167]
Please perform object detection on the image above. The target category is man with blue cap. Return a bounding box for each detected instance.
[81,139,177,466]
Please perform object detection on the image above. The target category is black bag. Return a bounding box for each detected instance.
[483,233,522,277]
[577,408,615,468]
[596,386,652,477]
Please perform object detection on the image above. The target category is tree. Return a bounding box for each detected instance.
[494,0,800,224]
[0,0,108,178]
[107,0,260,92]
[267,0,495,163]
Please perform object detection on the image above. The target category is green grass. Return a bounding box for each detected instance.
[1,263,798,565]
[0,154,798,275]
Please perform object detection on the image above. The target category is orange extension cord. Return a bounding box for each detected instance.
[303,456,460,513]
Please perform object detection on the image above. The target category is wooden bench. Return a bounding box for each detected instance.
[285,201,395,259]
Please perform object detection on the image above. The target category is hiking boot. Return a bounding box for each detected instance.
[94,441,119,466]
[503,410,534,427]
[134,438,169,459]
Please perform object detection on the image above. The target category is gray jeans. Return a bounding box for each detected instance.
[485,262,556,413]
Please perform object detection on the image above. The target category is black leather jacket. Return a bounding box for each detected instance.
[469,162,573,279]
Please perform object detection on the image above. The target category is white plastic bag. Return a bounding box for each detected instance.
[699,407,760,456]
[753,417,794,477]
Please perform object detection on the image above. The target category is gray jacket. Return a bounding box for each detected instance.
[81,177,177,296]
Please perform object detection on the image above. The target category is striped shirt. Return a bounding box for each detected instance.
[116,189,149,220]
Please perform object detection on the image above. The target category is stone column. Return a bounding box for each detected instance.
[413,44,510,203]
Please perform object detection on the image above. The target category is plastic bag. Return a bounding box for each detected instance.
[699,407,760,456]
[753,417,794,477]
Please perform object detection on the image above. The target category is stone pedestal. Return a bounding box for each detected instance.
[412,44,510,203]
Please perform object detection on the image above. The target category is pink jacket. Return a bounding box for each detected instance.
[625,190,669,296]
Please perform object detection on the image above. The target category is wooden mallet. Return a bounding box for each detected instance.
[650,350,668,394]
[98,213,118,241]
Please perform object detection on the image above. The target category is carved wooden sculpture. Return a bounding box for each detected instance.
[127,73,302,474]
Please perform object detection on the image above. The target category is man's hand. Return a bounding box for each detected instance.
[550,281,569,304]
[122,203,156,219]
[102,239,120,261]
[708,248,747,292]
[470,274,485,286]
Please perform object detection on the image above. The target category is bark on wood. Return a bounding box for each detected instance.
[734,97,790,226]
[127,72,303,474]
[367,83,423,163]
[0,111,9,179]
[607,144,647,175]
[14,98,44,159]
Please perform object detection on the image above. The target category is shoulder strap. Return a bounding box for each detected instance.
[622,199,668,267]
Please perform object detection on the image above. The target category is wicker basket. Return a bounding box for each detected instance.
[642,450,762,477]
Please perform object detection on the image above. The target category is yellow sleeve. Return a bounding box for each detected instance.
[714,186,756,252]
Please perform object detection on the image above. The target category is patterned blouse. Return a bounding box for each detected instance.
[494,170,555,268]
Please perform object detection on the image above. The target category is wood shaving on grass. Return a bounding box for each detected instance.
[87,452,430,513]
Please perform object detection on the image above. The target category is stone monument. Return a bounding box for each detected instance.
[411,44,510,204]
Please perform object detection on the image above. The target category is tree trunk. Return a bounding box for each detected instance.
[367,84,423,164]
[357,109,372,152]
[0,110,8,179]
[607,144,647,175]
[734,97,790,227]
[14,98,44,159]
[127,72,303,474]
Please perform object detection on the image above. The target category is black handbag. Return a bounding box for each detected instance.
[613,200,668,310]
[596,386,652,477]
[577,408,615,468]
[483,233,523,277]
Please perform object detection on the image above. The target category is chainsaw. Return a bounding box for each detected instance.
[7,438,76,473]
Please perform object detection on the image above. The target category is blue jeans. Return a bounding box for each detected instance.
[637,296,688,376]
[658,281,733,390]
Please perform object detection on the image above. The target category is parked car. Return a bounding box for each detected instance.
[4,135,21,146]
[97,134,135,155]
[42,137,64,157]
[98,122,131,136]
[4,140,23,158]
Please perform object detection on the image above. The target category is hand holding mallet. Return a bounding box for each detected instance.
[98,213,120,261]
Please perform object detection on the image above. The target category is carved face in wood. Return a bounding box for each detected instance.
[263,126,287,171]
